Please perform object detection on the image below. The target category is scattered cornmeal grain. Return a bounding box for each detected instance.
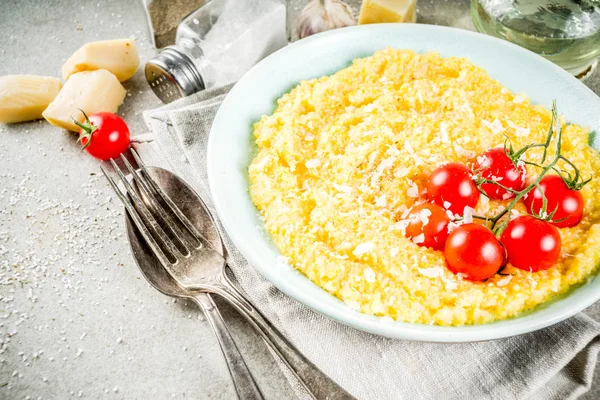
[248,48,600,326]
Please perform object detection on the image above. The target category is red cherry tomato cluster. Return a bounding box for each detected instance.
[403,146,585,281]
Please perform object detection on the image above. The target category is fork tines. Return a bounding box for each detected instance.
[101,149,207,268]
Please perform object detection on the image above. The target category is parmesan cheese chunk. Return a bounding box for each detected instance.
[43,70,126,132]
[359,0,417,24]
[353,242,375,257]
[0,75,62,123]
[305,159,321,168]
[418,266,444,278]
[62,39,140,82]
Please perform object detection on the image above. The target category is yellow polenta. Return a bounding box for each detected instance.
[248,48,600,326]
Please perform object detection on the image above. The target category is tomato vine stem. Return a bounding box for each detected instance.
[472,101,589,236]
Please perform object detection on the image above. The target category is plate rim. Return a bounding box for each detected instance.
[207,23,600,342]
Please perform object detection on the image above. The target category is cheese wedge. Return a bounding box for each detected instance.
[43,70,126,132]
[0,75,62,124]
[359,0,417,24]
[62,39,140,82]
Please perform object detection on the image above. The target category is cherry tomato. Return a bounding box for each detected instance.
[444,223,505,281]
[426,163,480,215]
[500,216,561,272]
[475,148,526,200]
[523,175,584,228]
[405,203,451,250]
[78,112,131,160]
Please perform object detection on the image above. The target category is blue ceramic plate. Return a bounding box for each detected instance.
[207,24,600,342]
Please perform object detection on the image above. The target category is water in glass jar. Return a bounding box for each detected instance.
[472,0,600,77]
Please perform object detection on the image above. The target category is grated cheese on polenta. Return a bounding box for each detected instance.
[248,48,600,326]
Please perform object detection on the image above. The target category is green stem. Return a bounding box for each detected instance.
[484,101,566,235]
[511,143,546,162]
[473,101,590,236]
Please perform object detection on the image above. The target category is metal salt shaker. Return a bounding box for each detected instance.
[146,0,288,103]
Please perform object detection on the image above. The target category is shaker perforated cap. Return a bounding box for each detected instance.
[145,46,205,104]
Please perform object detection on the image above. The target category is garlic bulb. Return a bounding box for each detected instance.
[295,0,356,40]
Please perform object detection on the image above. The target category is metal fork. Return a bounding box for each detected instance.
[102,149,355,400]
[101,154,263,400]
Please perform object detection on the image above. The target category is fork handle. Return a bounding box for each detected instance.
[212,280,355,400]
[193,293,264,400]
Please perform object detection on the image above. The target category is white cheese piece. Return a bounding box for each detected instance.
[387,145,400,156]
[333,183,352,193]
[375,194,387,207]
[399,205,411,219]
[507,120,530,137]
[439,121,449,143]
[443,278,458,291]
[513,93,528,104]
[418,266,444,278]
[447,220,461,233]
[496,275,513,287]
[406,180,419,197]
[418,208,432,226]
[353,242,375,257]
[462,206,475,223]
[43,70,126,132]
[252,155,271,170]
[482,119,505,134]
[476,154,490,168]
[392,219,410,234]
[62,39,140,82]
[305,158,321,168]
[395,167,410,178]
[454,143,477,159]
[0,75,62,123]
[411,233,425,244]
[359,0,417,24]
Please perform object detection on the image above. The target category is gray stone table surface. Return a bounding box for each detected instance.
[0,0,599,399]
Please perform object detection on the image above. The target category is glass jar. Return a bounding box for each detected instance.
[471,0,600,79]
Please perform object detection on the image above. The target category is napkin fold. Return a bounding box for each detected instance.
[137,85,600,400]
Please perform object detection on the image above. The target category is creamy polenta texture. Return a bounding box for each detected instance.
[248,49,600,326]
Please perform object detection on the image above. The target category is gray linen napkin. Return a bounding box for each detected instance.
[137,85,600,400]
